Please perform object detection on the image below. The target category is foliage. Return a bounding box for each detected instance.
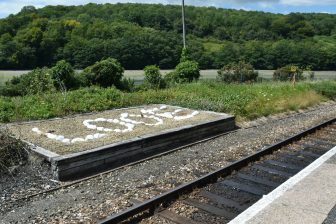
[163,71,179,86]
[120,77,136,92]
[174,60,200,83]
[1,81,334,123]
[273,65,305,81]
[180,48,191,63]
[144,65,165,89]
[0,3,336,70]
[217,61,259,83]
[310,81,336,99]
[0,68,55,96]
[50,60,77,90]
[82,58,124,88]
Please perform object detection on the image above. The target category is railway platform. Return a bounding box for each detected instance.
[230,146,336,224]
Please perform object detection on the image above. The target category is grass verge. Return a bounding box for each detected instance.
[0,81,335,123]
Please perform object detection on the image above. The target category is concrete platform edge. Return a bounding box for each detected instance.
[229,145,336,224]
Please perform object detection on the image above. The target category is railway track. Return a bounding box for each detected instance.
[100,118,336,224]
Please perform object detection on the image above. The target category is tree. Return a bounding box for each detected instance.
[83,58,124,88]
[50,60,77,90]
[175,60,200,83]
[144,65,165,89]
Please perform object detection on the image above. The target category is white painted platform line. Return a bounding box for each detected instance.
[229,146,336,224]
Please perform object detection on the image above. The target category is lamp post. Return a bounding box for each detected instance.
[182,0,186,49]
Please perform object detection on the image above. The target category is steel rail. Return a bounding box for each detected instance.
[99,117,336,224]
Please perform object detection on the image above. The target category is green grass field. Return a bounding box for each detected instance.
[1,70,335,86]
[1,81,335,123]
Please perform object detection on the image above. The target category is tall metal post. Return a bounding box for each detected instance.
[182,0,186,48]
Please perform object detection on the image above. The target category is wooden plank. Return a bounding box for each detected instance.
[314,136,336,144]
[159,210,201,224]
[130,198,201,224]
[183,198,237,219]
[252,164,293,178]
[301,143,329,151]
[284,153,314,162]
[306,137,335,147]
[200,190,248,211]
[221,180,268,196]
[300,150,321,158]
[236,173,279,188]
[265,160,302,171]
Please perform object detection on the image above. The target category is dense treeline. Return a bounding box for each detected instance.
[0,3,336,70]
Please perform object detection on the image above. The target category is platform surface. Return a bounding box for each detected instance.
[230,146,336,224]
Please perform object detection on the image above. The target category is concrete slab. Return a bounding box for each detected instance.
[230,146,336,224]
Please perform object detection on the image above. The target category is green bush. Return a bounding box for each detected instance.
[144,65,165,89]
[120,77,136,92]
[83,58,124,88]
[163,71,179,86]
[174,60,200,83]
[217,61,258,83]
[50,60,77,90]
[273,65,305,82]
[1,68,55,96]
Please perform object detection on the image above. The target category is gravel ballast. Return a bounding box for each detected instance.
[0,101,335,223]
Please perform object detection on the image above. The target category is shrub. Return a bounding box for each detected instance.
[174,60,200,83]
[50,60,77,90]
[273,65,305,82]
[163,71,179,86]
[83,58,124,88]
[217,61,258,83]
[120,77,136,92]
[144,65,165,89]
[24,68,56,95]
[1,68,55,96]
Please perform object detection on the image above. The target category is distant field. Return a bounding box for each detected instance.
[1,70,335,86]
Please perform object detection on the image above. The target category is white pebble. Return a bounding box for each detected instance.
[56,135,65,141]
[62,139,70,144]
[120,113,128,117]
[160,105,167,110]
[32,127,40,132]
[46,133,57,139]
[83,120,93,125]
[97,127,104,131]
[71,138,85,143]
[85,135,94,141]
[87,124,97,129]
[192,111,200,116]
[95,118,106,122]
